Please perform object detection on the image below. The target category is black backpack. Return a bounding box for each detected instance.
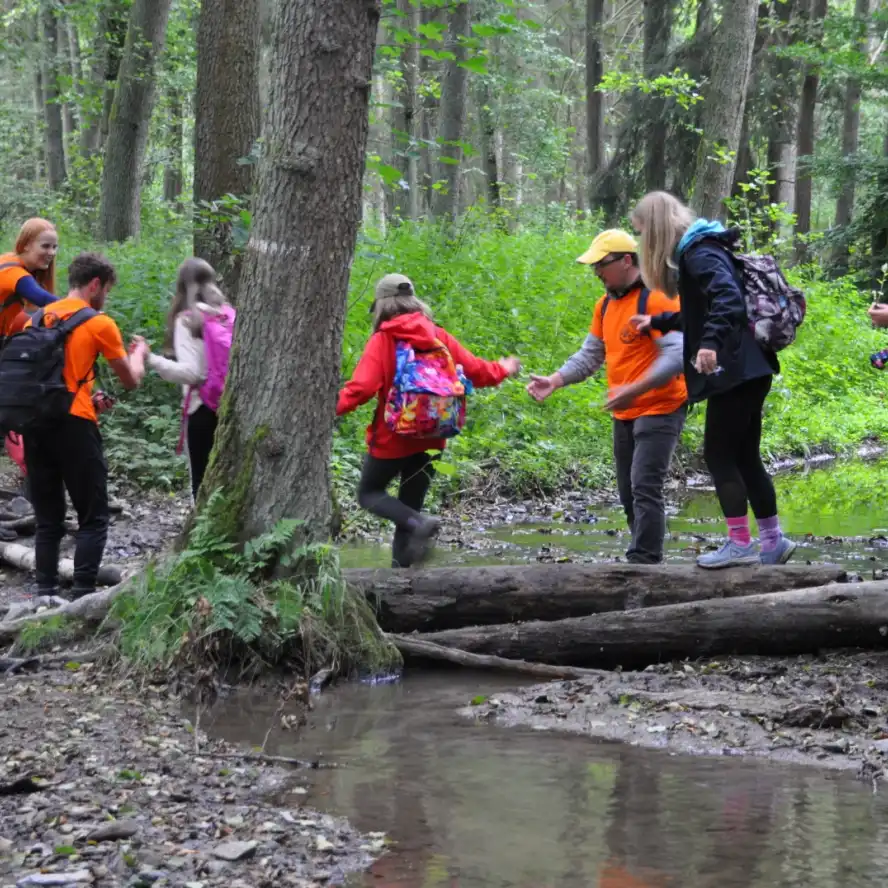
[0,306,98,434]
[599,287,651,333]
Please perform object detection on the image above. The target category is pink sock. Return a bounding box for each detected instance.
[757,515,781,552]
[726,516,751,547]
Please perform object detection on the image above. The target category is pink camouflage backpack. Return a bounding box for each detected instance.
[176,304,236,454]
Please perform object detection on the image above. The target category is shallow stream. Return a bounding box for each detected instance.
[210,672,888,887]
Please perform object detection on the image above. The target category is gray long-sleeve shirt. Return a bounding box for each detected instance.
[558,330,684,390]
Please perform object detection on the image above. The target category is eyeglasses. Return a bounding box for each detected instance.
[593,254,629,270]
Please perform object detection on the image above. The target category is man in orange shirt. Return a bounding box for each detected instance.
[528,230,687,564]
[22,253,148,600]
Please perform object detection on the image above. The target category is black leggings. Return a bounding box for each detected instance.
[187,405,218,500]
[703,375,777,520]
[358,452,435,567]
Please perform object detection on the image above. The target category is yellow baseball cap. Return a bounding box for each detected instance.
[576,229,638,265]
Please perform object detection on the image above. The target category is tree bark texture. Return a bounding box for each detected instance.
[765,0,803,215]
[793,0,828,261]
[58,15,78,153]
[193,0,260,299]
[692,0,758,220]
[403,0,422,219]
[41,7,67,190]
[98,0,173,242]
[420,581,888,669]
[432,0,470,220]
[197,0,380,543]
[832,0,870,235]
[98,0,128,152]
[642,0,675,192]
[585,0,605,195]
[162,87,184,204]
[347,563,849,633]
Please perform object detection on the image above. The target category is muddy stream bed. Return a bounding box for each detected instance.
[6,456,888,885]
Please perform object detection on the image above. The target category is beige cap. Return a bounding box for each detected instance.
[576,229,639,265]
[375,273,415,301]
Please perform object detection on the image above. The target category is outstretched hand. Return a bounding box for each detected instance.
[630,314,652,333]
[526,374,558,402]
[499,356,521,378]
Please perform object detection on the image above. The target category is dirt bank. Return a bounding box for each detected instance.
[0,664,380,888]
[463,650,888,784]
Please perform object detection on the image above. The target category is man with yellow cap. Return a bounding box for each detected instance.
[527,229,687,564]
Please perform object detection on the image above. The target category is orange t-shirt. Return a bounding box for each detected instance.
[25,296,127,423]
[0,253,30,336]
[591,285,687,421]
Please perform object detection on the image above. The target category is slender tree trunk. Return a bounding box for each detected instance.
[432,0,470,220]
[692,0,758,220]
[58,15,78,155]
[477,81,500,210]
[794,0,829,262]
[642,0,675,192]
[99,0,173,242]
[32,41,46,183]
[41,7,68,190]
[80,2,109,156]
[585,0,605,199]
[832,0,870,268]
[162,87,184,205]
[766,0,803,219]
[193,0,260,299]
[872,120,888,296]
[395,0,421,220]
[198,0,380,542]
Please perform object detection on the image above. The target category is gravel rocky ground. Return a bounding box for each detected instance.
[0,666,381,888]
[464,651,888,785]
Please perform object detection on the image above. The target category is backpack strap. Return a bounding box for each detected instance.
[598,294,612,326]
[637,287,652,338]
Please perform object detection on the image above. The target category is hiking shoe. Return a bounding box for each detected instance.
[760,535,797,566]
[403,516,441,567]
[697,540,759,570]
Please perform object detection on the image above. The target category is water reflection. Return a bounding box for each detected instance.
[208,672,888,887]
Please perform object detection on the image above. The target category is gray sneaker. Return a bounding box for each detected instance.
[697,540,759,569]
[760,535,797,566]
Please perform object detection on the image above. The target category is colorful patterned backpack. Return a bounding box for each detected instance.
[384,339,472,439]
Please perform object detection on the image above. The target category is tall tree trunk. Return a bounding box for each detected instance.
[432,0,470,220]
[162,87,184,205]
[58,15,78,155]
[692,0,758,220]
[585,0,605,199]
[198,0,380,542]
[393,0,421,220]
[766,0,803,218]
[193,0,260,300]
[832,0,870,268]
[80,1,111,156]
[32,27,46,183]
[99,0,173,242]
[98,3,128,152]
[642,0,675,192]
[794,0,829,262]
[477,81,500,211]
[872,120,888,296]
[41,7,67,190]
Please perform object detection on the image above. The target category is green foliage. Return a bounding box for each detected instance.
[15,615,79,654]
[110,490,401,676]
[725,168,797,260]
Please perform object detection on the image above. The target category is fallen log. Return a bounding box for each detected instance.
[389,633,610,680]
[0,572,136,641]
[0,542,121,587]
[346,563,848,633]
[418,580,888,669]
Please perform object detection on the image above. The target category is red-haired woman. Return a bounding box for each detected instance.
[0,219,60,518]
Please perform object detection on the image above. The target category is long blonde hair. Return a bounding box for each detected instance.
[631,192,696,297]
[164,257,227,351]
[14,218,57,294]
[371,279,433,333]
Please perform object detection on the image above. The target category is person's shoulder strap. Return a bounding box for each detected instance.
[37,306,98,334]
[599,293,612,325]
[637,287,651,316]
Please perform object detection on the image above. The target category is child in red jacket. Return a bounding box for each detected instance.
[337,274,520,567]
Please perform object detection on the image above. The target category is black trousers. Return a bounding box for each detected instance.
[186,405,218,499]
[703,375,777,520]
[357,452,435,567]
[24,415,109,595]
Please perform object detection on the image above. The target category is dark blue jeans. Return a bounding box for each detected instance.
[612,405,687,564]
